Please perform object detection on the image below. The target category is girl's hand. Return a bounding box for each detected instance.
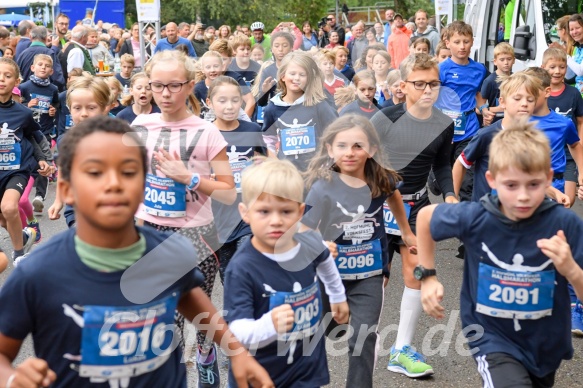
[402,231,417,255]
[262,76,276,94]
[154,149,192,184]
[230,352,275,388]
[331,301,349,324]
[8,357,57,387]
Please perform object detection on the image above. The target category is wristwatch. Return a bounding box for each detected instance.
[187,173,201,191]
[413,265,437,280]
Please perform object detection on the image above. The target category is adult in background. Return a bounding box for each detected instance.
[154,22,196,57]
[0,27,9,57]
[178,22,191,38]
[347,22,367,67]
[119,22,153,67]
[14,20,35,60]
[218,25,232,39]
[327,14,345,45]
[387,13,412,69]
[301,21,318,51]
[63,25,95,77]
[55,13,70,50]
[191,23,209,57]
[249,22,271,60]
[412,9,439,55]
[383,9,395,48]
[374,22,385,44]
[17,26,65,90]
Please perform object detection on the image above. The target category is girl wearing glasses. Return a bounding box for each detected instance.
[116,72,160,124]
[132,50,234,385]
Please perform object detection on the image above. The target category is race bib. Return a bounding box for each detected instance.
[441,109,467,136]
[79,293,178,379]
[280,126,316,156]
[336,239,383,280]
[476,262,555,320]
[383,203,411,236]
[143,174,186,218]
[31,93,51,114]
[229,157,253,194]
[0,134,21,170]
[269,281,322,340]
[256,106,264,124]
[65,114,73,130]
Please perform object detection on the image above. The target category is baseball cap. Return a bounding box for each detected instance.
[394,13,404,20]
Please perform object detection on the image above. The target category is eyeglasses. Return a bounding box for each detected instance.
[405,80,441,90]
[149,81,189,93]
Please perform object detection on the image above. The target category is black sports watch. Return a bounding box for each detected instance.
[413,265,437,280]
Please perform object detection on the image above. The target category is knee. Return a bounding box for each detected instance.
[1,200,19,219]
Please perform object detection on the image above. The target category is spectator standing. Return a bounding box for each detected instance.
[412,10,440,55]
[383,9,395,48]
[154,22,197,57]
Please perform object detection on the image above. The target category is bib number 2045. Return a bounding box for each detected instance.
[144,187,176,206]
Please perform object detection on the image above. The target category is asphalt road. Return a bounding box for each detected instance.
[3,184,583,388]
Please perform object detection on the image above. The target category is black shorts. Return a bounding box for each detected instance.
[475,353,556,388]
[0,173,29,202]
[564,159,577,183]
[387,193,430,260]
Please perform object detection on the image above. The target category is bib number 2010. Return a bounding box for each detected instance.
[100,322,169,357]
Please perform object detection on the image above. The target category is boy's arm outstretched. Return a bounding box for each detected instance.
[178,287,274,388]
[416,205,445,319]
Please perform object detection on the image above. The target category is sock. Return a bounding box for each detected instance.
[395,286,423,351]
[28,217,38,225]
[197,345,215,365]
[13,249,24,259]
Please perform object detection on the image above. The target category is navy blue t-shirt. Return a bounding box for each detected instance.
[302,174,392,278]
[339,98,381,119]
[19,80,59,135]
[211,120,267,243]
[0,226,204,387]
[430,197,583,377]
[116,105,161,124]
[459,120,503,202]
[194,80,209,104]
[56,91,71,144]
[228,60,261,87]
[436,58,487,142]
[224,231,330,388]
[115,73,131,88]
[223,70,251,95]
[530,111,579,173]
[480,72,502,110]
[548,84,583,128]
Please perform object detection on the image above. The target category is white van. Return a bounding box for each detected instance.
[440,0,580,72]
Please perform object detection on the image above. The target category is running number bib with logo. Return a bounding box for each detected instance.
[257,106,265,124]
[230,158,253,194]
[269,281,322,340]
[280,126,316,156]
[65,114,73,130]
[383,203,411,236]
[441,109,467,136]
[336,239,383,280]
[476,263,555,320]
[144,174,186,218]
[79,294,178,380]
[0,134,21,170]
[31,93,51,114]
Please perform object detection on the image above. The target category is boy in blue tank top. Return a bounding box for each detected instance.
[0,117,273,388]
[418,124,583,388]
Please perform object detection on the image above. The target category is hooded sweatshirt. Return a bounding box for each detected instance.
[388,25,412,69]
[413,25,440,55]
[430,194,583,377]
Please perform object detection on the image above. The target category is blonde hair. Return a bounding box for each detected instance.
[121,72,150,106]
[252,60,274,98]
[104,76,123,104]
[493,42,514,59]
[498,72,541,100]
[120,53,135,66]
[385,69,401,86]
[66,75,111,108]
[277,51,326,106]
[333,46,349,56]
[352,69,375,87]
[445,21,473,40]
[399,53,439,81]
[318,49,336,64]
[557,15,574,56]
[230,34,251,51]
[241,157,304,205]
[146,50,201,115]
[435,41,449,56]
[542,47,567,66]
[209,38,233,57]
[522,67,551,89]
[334,85,356,111]
[33,54,53,66]
[0,57,20,79]
[489,123,550,176]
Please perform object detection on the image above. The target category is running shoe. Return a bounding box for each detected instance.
[387,345,434,378]
[197,345,220,388]
[572,303,583,336]
[28,219,41,243]
[32,196,44,213]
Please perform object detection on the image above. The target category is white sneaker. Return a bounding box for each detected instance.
[12,252,28,268]
[22,227,36,254]
[32,196,44,213]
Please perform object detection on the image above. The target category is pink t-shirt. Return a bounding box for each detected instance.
[131,39,142,67]
[132,113,227,228]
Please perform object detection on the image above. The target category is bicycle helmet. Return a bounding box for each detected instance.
[251,22,265,31]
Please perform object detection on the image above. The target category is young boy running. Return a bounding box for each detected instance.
[0,116,274,388]
[418,123,583,387]
[371,53,456,378]
[224,158,348,387]
[480,42,515,126]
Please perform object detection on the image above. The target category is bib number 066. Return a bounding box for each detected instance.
[338,254,375,269]
[489,284,539,305]
[0,154,16,163]
[99,323,169,357]
[144,187,176,206]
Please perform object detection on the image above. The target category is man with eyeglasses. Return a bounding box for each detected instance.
[55,14,70,50]
[327,14,345,45]
[371,53,456,380]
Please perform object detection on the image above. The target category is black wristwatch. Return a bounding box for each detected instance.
[413,265,437,280]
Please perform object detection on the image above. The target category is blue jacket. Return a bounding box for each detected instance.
[383,22,391,48]
[16,41,66,91]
